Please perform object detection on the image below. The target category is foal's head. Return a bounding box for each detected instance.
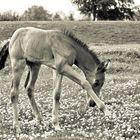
[92,60,110,93]
[85,59,110,107]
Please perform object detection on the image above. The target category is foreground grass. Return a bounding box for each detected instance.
[0,65,140,140]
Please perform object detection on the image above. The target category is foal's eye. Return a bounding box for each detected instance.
[93,80,100,87]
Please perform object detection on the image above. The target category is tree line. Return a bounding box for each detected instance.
[0,6,74,21]
[0,1,140,21]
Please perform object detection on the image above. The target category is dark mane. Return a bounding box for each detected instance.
[62,29,101,65]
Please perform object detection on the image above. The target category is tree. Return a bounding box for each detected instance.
[68,13,75,20]
[71,0,135,20]
[22,5,51,21]
[115,0,135,20]
[0,11,19,21]
[71,0,116,20]
[52,13,62,21]
[133,6,140,20]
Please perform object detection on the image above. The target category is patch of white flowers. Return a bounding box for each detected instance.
[0,67,140,139]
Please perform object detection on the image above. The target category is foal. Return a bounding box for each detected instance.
[0,27,110,133]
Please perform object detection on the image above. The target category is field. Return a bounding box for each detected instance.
[0,21,140,140]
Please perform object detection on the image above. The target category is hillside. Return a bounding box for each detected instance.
[0,21,140,44]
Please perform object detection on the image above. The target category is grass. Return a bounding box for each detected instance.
[0,21,140,140]
[90,44,140,74]
[0,21,140,44]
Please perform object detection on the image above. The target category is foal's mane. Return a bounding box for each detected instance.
[62,29,101,65]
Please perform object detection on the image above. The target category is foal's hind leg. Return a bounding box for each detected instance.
[52,70,63,130]
[25,63,42,122]
[11,59,26,133]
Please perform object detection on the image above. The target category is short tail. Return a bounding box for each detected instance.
[0,40,10,70]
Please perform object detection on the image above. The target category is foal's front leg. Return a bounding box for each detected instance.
[52,70,63,130]
[61,64,111,116]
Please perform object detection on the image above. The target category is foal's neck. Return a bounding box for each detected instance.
[75,51,99,84]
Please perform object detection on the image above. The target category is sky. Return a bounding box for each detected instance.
[135,0,140,5]
[0,0,139,16]
[0,0,78,14]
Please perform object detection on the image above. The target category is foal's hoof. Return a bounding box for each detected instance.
[52,122,62,131]
[36,115,43,125]
[13,125,21,137]
[54,125,62,131]
[52,119,61,131]
[104,109,111,117]
[38,119,44,125]
[89,100,96,107]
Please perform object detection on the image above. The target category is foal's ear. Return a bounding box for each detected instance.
[97,59,110,72]
[103,59,110,69]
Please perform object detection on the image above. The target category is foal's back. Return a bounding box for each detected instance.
[9,27,76,64]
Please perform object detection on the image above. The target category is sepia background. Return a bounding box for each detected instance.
[0,0,140,140]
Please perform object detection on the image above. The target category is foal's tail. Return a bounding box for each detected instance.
[0,40,10,70]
